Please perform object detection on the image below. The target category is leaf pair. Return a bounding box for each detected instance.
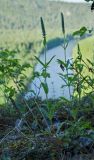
[35,55,55,68]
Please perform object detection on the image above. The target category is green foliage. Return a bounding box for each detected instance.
[73,26,87,37]
[0,49,32,105]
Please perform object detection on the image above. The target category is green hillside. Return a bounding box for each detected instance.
[0,0,93,31]
[0,0,93,60]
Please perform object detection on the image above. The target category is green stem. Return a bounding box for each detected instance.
[63,34,71,100]
[44,45,48,100]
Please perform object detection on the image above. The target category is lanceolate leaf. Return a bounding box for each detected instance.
[35,56,45,67]
[41,82,49,94]
[57,59,67,67]
[77,44,82,58]
[35,56,55,68]
[87,59,94,66]
[46,55,55,66]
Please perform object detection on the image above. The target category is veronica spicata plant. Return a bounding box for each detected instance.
[57,13,72,101]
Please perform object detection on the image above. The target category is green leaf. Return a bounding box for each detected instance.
[22,63,32,68]
[35,56,45,67]
[73,27,87,37]
[77,44,82,59]
[41,71,50,78]
[41,82,49,94]
[77,63,84,72]
[46,55,55,66]
[57,59,67,67]
[33,71,40,78]
[30,89,36,95]
[40,107,48,118]
[73,30,80,36]
[0,79,5,85]
[87,59,94,66]
[60,96,70,103]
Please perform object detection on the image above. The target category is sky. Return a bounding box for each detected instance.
[49,0,88,3]
[63,0,86,2]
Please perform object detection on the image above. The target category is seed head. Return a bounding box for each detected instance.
[40,17,46,38]
[61,12,65,35]
[40,17,46,46]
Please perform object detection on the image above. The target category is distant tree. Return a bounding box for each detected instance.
[85,0,94,11]
[85,0,93,1]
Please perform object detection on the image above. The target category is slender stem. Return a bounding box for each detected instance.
[12,79,42,129]
[44,45,48,100]
[13,78,51,133]
[63,34,71,100]
[78,74,81,104]
[43,45,51,133]
[33,97,51,133]
[0,128,15,145]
